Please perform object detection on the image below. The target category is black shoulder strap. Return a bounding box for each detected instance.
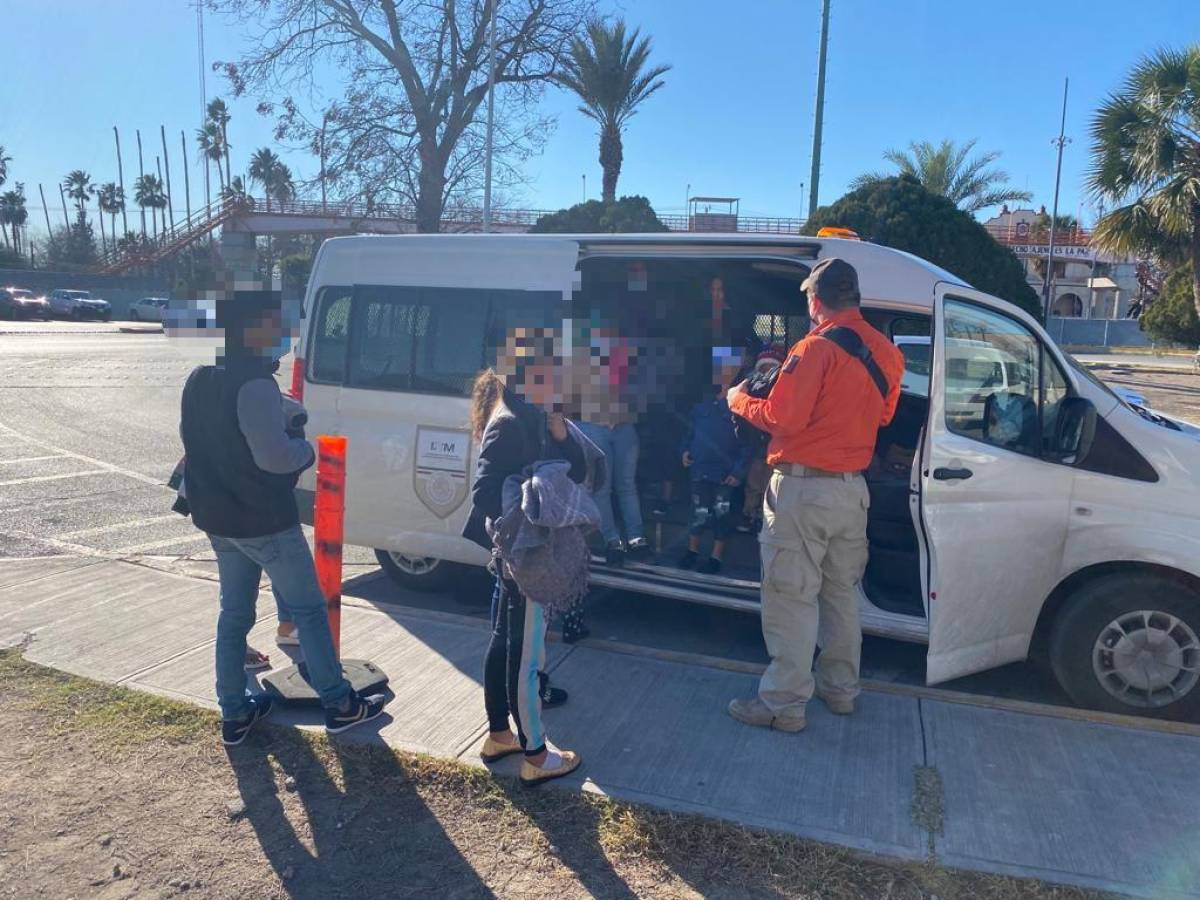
[820,326,890,400]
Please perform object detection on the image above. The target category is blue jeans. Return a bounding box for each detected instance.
[578,421,644,544]
[210,525,352,720]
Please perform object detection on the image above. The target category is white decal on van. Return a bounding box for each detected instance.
[413,427,470,519]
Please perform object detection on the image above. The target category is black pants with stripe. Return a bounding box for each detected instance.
[483,574,547,756]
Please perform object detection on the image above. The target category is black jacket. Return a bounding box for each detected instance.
[462,390,586,550]
[179,362,313,539]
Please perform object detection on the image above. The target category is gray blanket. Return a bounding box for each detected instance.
[492,457,601,616]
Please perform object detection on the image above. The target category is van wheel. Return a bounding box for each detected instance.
[1049,572,1200,720]
[374,550,457,592]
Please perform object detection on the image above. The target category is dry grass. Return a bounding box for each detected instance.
[0,649,1117,899]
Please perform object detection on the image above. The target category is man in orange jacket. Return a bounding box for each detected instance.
[726,257,904,732]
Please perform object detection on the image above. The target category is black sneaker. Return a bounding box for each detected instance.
[539,673,569,707]
[325,691,388,735]
[625,537,652,561]
[677,550,698,570]
[699,557,723,575]
[221,695,273,746]
[604,540,625,567]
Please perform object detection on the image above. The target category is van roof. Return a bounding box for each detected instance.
[314,233,973,312]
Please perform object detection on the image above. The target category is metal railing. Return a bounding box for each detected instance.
[984,222,1093,247]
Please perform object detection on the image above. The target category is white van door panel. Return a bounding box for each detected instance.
[326,237,580,560]
[921,285,1074,684]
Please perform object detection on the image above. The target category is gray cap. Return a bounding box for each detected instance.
[801,257,860,306]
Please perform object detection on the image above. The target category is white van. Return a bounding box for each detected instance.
[291,233,1200,720]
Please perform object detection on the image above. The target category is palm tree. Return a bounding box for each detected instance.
[220,175,247,203]
[207,98,233,192]
[851,139,1033,214]
[249,147,283,211]
[0,184,26,253]
[98,183,124,250]
[134,174,166,240]
[196,122,227,194]
[556,19,671,203]
[63,170,95,222]
[1089,46,1200,320]
[0,146,10,189]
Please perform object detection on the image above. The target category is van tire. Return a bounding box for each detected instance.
[374,550,459,592]
[1049,572,1200,721]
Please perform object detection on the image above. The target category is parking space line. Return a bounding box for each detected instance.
[0,455,70,465]
[59,514,181,540]
[0,421,166,487]
[110,533,211,556]
[0,470,108,487]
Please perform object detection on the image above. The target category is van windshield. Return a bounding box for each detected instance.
[1064,352,1123,406]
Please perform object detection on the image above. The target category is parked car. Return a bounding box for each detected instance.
[48,289,111,321]
[291,232,1200,721]
[128,297,169,322]
[0,287,52,320]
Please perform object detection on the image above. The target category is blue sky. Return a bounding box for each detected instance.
[2,0,1198,235]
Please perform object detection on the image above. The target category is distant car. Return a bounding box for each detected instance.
[128,297,169,322]
[49,289,111,321]
[0,287,52,320]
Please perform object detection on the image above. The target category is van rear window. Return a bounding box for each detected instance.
[310,284,561,396]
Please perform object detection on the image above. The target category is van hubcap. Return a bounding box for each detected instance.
[1092,610,1200,708]
[388,553,439,577]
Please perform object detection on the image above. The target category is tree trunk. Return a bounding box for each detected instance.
[415,141,445,234]
[1191,208,1200,324]
[599,124,623,204]
[97,203,107,255]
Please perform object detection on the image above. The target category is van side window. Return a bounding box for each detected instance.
[943,298,1069,460]
[310,287,352,384]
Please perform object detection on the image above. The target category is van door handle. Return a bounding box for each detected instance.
[933,467,973,481]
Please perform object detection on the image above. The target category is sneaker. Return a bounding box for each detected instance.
[540,682,569,707]
[325,691,388,735]
[519,745,582,786]
[604,540,625,567]
[815,689,855,715]
[561,623,591,644]
[221,695,274,746]
[699,557,722,575]
[677,550,698,570]
[727,696,806,732]
[625,537,651,561]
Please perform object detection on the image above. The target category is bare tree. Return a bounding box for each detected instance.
[212,0,592,232]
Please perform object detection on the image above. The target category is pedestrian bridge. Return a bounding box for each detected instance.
[98,196,805,275]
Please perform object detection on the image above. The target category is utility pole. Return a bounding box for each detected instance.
[1043,77,1071,322]
[481,0,498,233]
[582,174,586,203]
[37,183,52,237]
[114,127,128,236]
[57,183,71,230]
[136,129,147,238]
[808,0,831,219]
[161,126,174,232]
[181,130,192,221]
[320,111,329,213]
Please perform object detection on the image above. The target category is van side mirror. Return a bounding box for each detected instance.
[1054,397,1097,464]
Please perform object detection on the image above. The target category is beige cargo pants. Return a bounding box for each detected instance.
[758,468,870,716]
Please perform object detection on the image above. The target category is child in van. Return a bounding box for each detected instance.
[678,347,753,575]
[737,346,786,533]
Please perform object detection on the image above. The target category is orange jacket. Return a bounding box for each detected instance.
[728,309,905,472]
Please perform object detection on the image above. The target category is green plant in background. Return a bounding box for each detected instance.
[807,175,1041,318]
[850,139,1032,215]
[557,19,671,204]
[1141,264,1200,347]
[529,196,669,234]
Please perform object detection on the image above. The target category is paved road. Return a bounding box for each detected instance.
[1074,350,1198,370]
[0,328,1069,706]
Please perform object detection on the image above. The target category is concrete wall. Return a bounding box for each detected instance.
[0,268,170,320]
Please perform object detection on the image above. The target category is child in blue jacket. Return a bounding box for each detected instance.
[679,347,753,574]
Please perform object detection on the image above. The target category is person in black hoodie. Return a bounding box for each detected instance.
[179,290,387,746]
[463,331,586,786]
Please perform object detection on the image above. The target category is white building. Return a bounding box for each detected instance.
[982,206,1139,320]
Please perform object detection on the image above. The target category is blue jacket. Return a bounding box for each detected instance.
[681,396,752,484]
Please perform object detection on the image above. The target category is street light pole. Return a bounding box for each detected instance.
[482,0,498,233]
[1043,77,1071,322]
[582,174,586,203]
[808,0,831,219]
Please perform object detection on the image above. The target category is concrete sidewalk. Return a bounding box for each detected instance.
[2,556,1198,898]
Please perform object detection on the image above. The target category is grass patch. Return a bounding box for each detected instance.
[0,647,1115,899]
